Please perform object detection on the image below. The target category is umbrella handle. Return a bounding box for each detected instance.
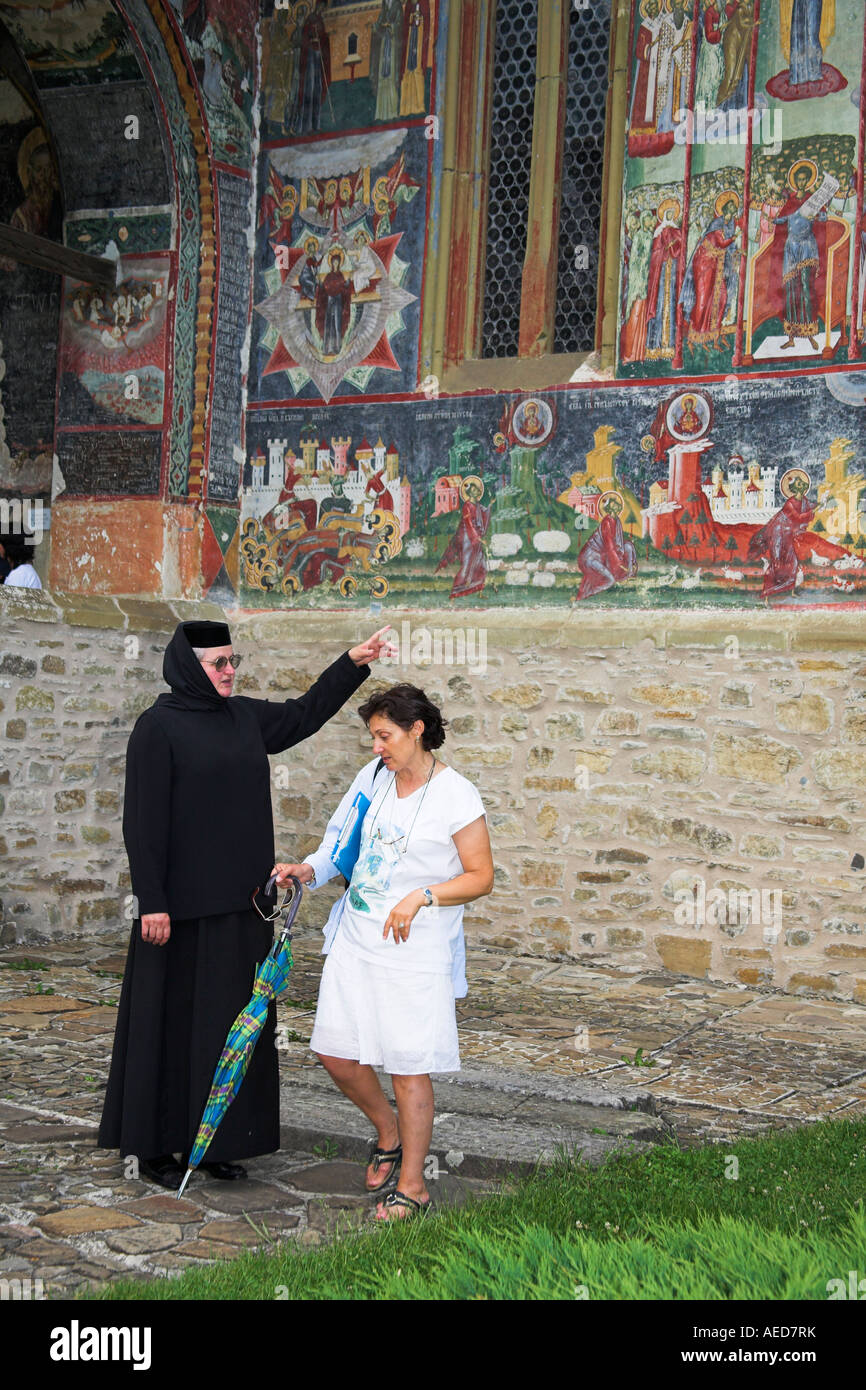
[276,874,303,939]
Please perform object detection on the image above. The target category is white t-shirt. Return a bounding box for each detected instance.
[4,564,41,589]
[334,764,485,974]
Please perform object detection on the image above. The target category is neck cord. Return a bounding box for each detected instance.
[367,754,436,853]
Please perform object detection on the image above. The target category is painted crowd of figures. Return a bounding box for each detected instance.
[265,0,432,134]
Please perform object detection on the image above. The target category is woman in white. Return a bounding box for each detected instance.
[274,684,493,1220]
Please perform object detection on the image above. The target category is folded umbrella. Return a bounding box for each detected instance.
[176,875,302,1199]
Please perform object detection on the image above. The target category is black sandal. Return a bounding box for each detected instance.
[377,1189,432,1220]
[366,1141,402,1191]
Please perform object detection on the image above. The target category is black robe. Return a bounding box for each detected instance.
[98,623,370,1161]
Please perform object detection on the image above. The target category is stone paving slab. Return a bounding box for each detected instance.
[1,931,865,1296]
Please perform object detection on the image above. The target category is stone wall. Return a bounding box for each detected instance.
[2,587,865,1003]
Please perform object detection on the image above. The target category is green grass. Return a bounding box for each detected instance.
[85,1118,866,1301]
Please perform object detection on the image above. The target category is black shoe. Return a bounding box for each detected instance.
[139,1154,185,1190]
[199,1160,247,1181]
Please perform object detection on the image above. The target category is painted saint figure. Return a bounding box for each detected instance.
[620,210,654,363]
[656,0,694,134]
[298,236,321,301]
[436,476,490,601]
[400,0,430,115]
[370,0,404,123]
[315,247,354,356]
[629,0,666,143]
[576,493,638,600]
[773,160,827,351]
[768,0,844,99]
[786,0,833,86]
[747,468,814,597]
[645,199,683,359]
[680,192,741,349]
[716,0,757,109]
[694,0,727,110]
[292,0,331,134]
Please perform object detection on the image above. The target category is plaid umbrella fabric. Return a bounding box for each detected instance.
[176,877,301,1198]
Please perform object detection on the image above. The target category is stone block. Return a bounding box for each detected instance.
[630,682,710,713]
[775,694,833,736]
[593,708,640,736]
[720,680,755,708]
[712,732,802,785]
[61,761,97,782]
[95,790,120,813]
[841,710,866,744]
[40,655,66,674]
[605,927,644,948]
[5,720,26,740]
[499,713,528,735]
[451,743,512,767]
[813,749,866,791]
[0,654,37,677]
[278,794,312,821]
[524,776,575,791]
[786,972,837,997]
[654,934,711,977]
[823,943,866,959]
[486,683,545,710]
[37,1206,140,1236]
[739,834,783,859]
[518,860,563,889]
[574,747,613,773]
[545,712,584,739]
[16,687,54,711]
[610,890,652,909]
[527,746,555,770]
[631,749,706,783]
[55,790,86,812]
[562,686,612,704]
[56,596,125,630]
[81,826,111,844]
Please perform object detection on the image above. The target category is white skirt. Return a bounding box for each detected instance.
[309,941,460,1075]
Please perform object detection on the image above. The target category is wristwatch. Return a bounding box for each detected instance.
[305,864,317,888]
[421,887,434,907]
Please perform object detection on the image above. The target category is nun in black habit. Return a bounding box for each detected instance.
[98,618,393,1188]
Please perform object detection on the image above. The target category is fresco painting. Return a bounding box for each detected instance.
[58,256,170,427]
[261,0,436,139]
[0,74,61,498]
[252,127,424,402]
[239,372,866,608]
[620,0,864,377]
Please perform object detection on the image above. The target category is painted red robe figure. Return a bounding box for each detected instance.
[315,249,353,355]
[746,468,844,597]
[365,467,395,514]
[576,493,638,600]
[436,476,490,600]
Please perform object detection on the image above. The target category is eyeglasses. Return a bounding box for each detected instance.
[200,654,243,671]
[251,874,298,923]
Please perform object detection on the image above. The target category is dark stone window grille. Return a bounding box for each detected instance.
[481,0,537,359]
[553,0,611,354]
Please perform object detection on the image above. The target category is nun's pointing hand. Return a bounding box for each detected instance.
[348,626,398,667]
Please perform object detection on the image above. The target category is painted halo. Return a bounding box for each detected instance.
[666,389,711,442]
[638,0,662,15]
[787,159,819,193]
[18,127,49,192]
[511,396,554,446]
[598,490,624,516]
[460,475,485,502]
[657,196,681,223]
[714,189,740,218]
[780,468,811,498]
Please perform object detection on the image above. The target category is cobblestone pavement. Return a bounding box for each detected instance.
[2,932,865,1297]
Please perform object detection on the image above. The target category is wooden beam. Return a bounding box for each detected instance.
[0,222,117,289]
